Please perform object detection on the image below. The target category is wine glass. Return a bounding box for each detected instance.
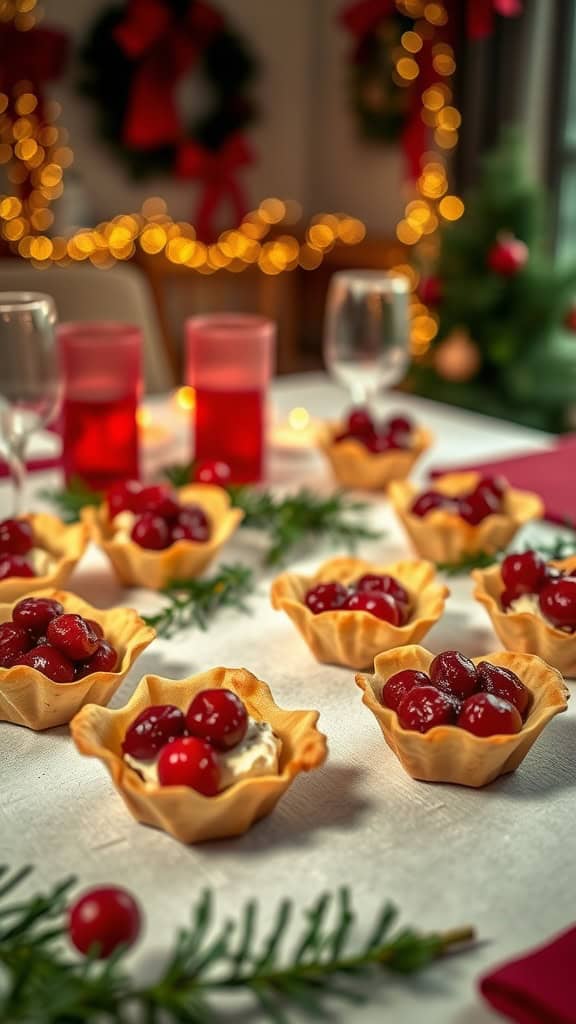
[323,270,410,409]
[0,292,60,514]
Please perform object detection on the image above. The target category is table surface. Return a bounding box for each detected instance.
[2,374,574,1024]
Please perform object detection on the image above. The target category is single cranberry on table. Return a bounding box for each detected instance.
[47,614,100,661]
[430,650,479,699]
[501,550,546,597]
[12,597,65,637]
[538,577,576,629]
[195,459,232,486]
[458,692,522,737]
[477,661,531,717]
[122,704,187,760]
[381,669,431,711]
[0,518,33,556]
[16,644,75,683]
[397,685,459,733]
[305,581,348,614]
[0,622,32,667]
[157,735,220,795]
[75,640,119,679]
[0,556,35,580]
[68,886,142,958]
[107,480,143,518]
[186,688,248,750]
[131,513,171,550]
[135,484,180,520]
[343,591,402,624]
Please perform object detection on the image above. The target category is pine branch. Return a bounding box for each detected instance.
[163,462,196,488]
[141,565,254,638]
[0,867,476,1024]
[39,478,103,522]
[436,551,499,575]
[436,530,576,576]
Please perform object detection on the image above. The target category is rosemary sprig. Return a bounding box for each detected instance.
[436,531,576,576]
[0,865,475,1023]
[436,551,499,576]
[163,461,196,488]
[39,477,103,522]
[142,564,254,637]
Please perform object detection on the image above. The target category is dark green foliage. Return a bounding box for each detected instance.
[40,477,102,522]
[142,563,254,636]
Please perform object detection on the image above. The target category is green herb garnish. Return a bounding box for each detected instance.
[142,564,254,637]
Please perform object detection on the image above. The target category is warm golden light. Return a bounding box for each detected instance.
[396,56,419,80]
[136,406,153,429]
[288,407,311,432]
[258,197,286,224]
[438,195,464,220]
[401,30,423,53]
[176,386,196,411]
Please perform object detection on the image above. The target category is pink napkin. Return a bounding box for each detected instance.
[429,435,576,526]
[479,926,576,1023]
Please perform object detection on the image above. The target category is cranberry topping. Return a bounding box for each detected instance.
[305,581,348,614]
[122,704,186,760]
[186,688,248,750]
[12,597,65,637]
[458,488,500,526]
[381,669,430,711]
[47,613,100,661]
[157,736,220,795]
[429,650,479,699]
[366,435,394,454]
[0,622,32,667]
[107,480,143,518]
[356,573,410,610]
[477,475,506,500]
[131,513,171,550]
[346,408,376,438]
[387,415,413,435]
[538,577,576,629]
[397,685,458,733]
[458,692,522,737]
[0,556,35,580]
[75,640,119,679]
[85,618,105,640]
[68,886,141,959]
[501,551,546,597]
[0,518,33,556]
[477,661,531,717]
[343,591,401,624]
[411,491,448,518]
[16,644,75,683]
[135,484,180,519]
[195,459,232,486]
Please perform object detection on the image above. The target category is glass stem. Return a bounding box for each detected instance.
[8,441,26,516]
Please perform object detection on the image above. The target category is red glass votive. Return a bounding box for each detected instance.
[185,315,276,484]
[58,322,142,490]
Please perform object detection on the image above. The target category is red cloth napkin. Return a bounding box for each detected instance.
[429,435,576,526]
[0,456,61,479]
[479,925,576,1023]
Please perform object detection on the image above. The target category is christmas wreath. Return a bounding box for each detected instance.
[79,0,258,240]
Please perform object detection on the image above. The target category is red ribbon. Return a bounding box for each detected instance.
[467,0,523,39]
[176,134,254,242]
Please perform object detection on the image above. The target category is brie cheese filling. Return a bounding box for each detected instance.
[124,717,282,791]
[507,593,542,616]
[29,547,55,576]
[111,510,136,544]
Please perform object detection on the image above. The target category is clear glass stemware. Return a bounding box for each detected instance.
[0,292,60,514]
[323,270,410,407]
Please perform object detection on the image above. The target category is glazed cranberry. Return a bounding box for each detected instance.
[305,581,348,614]
[0,556,35,580]
[538,577,576,629]
[75,641,119,679]
[410,491,447,518]
[477,661,531,717]
[171,517,210,543]
[430,650,479,699]
[386,415,413,435]
[195,459,232,487]
[343,591,401,625]
[366,435,394,454]
[16,644,75,683]
[356,573,410,610]
[477,474,506,500]
[458,692,522,737]
[383,429,410,451]
[500,587,519,612]
[135,484,180,519]
[12,597,64,637]
[107,480,143,518]
[131,513,171,550]
[122,704,186,760]
[0,518,33,556]
[501,551,546,597]
[47,614,100,661]
[458,489,499,525]
[544,565,564,583]
[186,688,248,750]
[68,886,141,959]
[157,736,220,795]
[346,408,376,438]
[397,685,458,732]
[381,669,430,711]
[85,618,104,640]
[0,622,32,667]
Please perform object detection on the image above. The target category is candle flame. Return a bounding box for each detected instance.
[136,407,153,428]
[288,406,310,432]
[176,386,196,411]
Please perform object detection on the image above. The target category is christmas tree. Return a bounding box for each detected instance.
[410,133,576,432]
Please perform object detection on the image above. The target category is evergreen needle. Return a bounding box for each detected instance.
[141,565,254,638]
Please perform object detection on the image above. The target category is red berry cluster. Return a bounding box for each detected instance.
[500,550,576,631]
[122,688,249,796]
[411,475,507,525]
[107,481,211,550]
[381,650,530,737]
[304,573,411,626]
[335,408,414,454]
[0,518,37,581]
[0,597,118,682]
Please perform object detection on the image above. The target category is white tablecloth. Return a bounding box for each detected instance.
[1,374,575,1024]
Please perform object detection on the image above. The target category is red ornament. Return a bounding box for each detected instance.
[487,236,528,276]
[68,886,142,958]
[419,276,443,307]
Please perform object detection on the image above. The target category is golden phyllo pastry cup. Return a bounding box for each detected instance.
[389,472,543,564]
[0,514,88,603]
[355,644,568,787]
[83,484,244,590]
[270,556,449,669]
[473,556,576,677]
[70,667,327,844]
[318,423,433,491]
[0,589,155,730]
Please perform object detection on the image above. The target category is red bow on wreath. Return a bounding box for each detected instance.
[114,0,253,241]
